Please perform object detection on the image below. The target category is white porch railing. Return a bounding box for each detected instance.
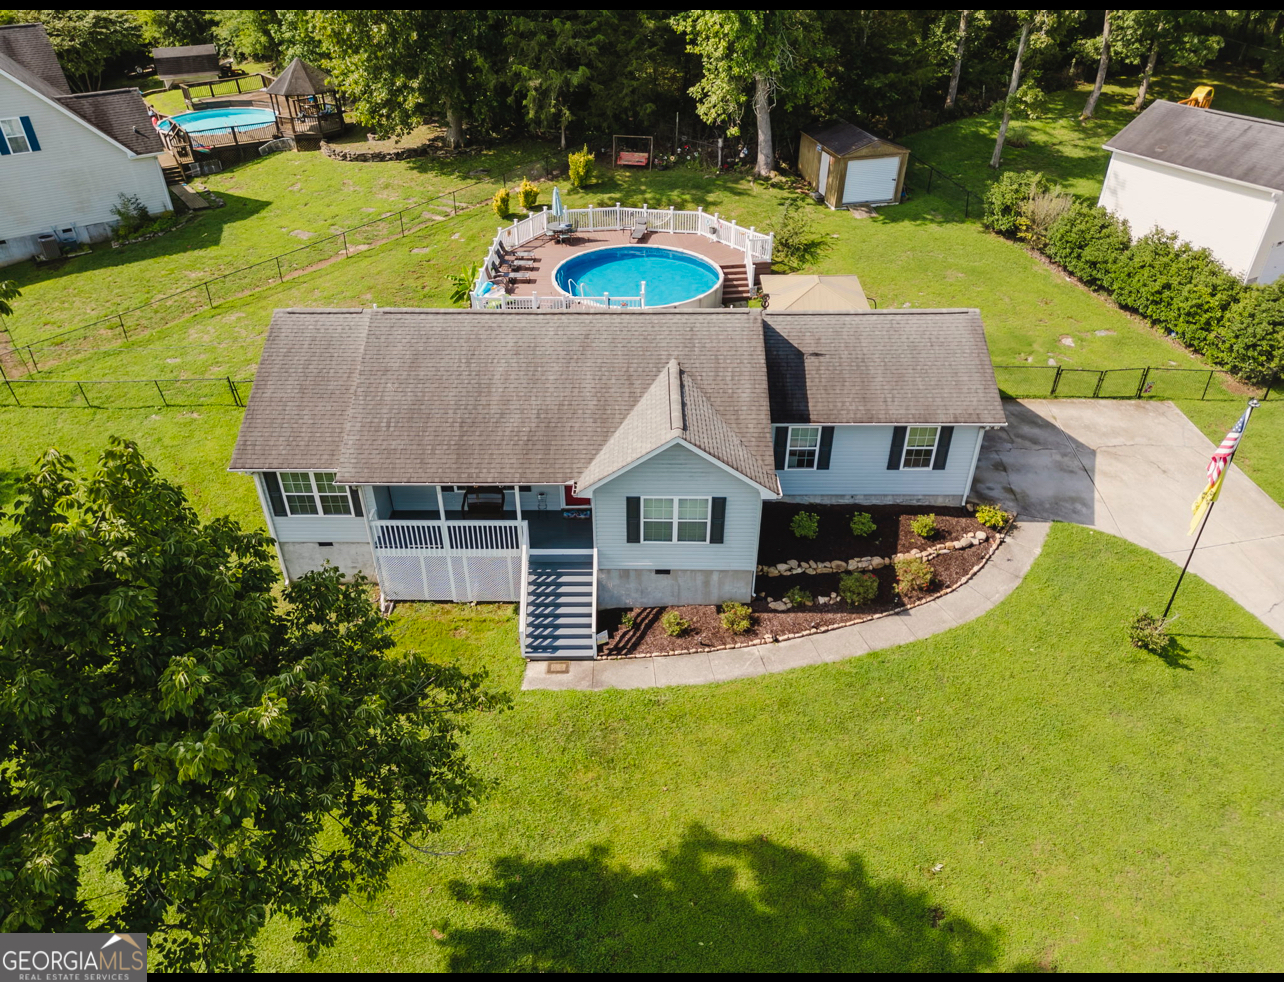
[371,519,526,602]
[471,202,773,308]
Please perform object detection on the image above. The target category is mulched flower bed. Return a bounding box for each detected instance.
[599,502,1002,658]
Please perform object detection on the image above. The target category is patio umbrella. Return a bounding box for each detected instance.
[550,186,564,220]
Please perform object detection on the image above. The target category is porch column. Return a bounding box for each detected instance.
[513,485,525,548]
[435,484,450,553]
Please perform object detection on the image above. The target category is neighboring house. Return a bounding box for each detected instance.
[1099,100,1284,285]
[230,308,1005,659]
[151,44,220,88]
[0,23,170,267]
[798,119,909,208]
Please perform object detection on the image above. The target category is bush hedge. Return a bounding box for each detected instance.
[985,183,1284,386]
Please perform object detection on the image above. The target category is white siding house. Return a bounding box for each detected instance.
[0,23,170,267]
[1098,100,1284,285]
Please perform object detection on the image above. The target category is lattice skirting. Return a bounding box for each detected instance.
[374,550,522,602]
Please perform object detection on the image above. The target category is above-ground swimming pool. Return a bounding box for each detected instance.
[157,107,278,136]
[553,245,724,308]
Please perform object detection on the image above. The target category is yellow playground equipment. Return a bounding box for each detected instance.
[1178,86,1214,108]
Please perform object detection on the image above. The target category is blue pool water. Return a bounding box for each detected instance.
[554,246,721,306]
[157,108,277,135]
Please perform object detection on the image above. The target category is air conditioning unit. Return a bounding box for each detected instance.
[54,225,78,245]
[36,233,61,260]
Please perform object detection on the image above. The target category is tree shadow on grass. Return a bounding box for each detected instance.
[441,824,1001,972]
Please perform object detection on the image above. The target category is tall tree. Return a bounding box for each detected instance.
[989,16,1032,168]
[0,440,501,971]
[308,11,499,146]
[1081,9,1112,119]
[989,10,1080,168]
[0,280,18,319]
[510,12,607,150]
[945,10,972,109]
[20,9,139,91]
[673,10,830,177]
[135,10,214,49]
[1113,11,1226,111]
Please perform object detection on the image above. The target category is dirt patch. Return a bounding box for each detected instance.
[600,503,1000,658]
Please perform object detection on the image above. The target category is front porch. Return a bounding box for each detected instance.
[374,510,593,550]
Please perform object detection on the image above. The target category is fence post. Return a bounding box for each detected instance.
[3,375,18,406]
[1201,370,1215,400]
[1135,366,1150,399]
[77,382,91,407]
[399,210,405,236]
[1092,370,1106,398]
[927,167,934,193]
[964,190,970,219]
[154,380,168,407]
[227,377,241,407]
[27,346,38,373]
[452,190,457,215]
[342,232,348,257]
[118,313,129,340]
[205,282,214,307]
[1050,365,1062,396]
[276,256,284,283]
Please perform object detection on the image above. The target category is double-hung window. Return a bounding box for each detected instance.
[641,496,710,543]
[279,471,352,516]
[900,426,940,469]
[0,118,33,154]
[785,426,820,469]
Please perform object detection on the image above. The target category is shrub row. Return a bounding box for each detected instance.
[983,172,1284,385]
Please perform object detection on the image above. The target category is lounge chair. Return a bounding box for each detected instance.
[502,244,536,260]
[496,246,535,270]
[630,217,649,242]
[488,261,529,287]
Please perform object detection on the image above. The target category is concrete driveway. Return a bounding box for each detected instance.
[973,400,1284,636]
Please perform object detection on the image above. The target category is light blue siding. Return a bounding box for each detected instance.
[272,515,368,542]
[775,424,985,502]
[593,443,763,571]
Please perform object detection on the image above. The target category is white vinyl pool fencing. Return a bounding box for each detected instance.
[472,204,773,310]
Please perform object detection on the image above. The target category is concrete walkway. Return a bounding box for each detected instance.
[972,400,1284,636]
[522,521,1050,691]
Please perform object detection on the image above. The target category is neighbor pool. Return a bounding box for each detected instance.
[553,245,724,308]
[157,107,278,136]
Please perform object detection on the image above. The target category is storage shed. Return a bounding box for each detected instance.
[798,120,909,208]
[152,44,220,87]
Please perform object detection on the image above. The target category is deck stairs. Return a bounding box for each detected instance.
[719,260,772,304]
[522,550,598,660]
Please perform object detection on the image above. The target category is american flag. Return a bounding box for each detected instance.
[1205,409,1249,486]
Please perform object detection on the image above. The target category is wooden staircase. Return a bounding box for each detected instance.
[720,261,772,304]
[522,552,598,660]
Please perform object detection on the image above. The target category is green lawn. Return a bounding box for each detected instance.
[209,522,1282,972]
[902,62,1284,200]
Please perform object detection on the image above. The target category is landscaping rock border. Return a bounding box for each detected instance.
[597,521,1013,660]
[320,141,434,163]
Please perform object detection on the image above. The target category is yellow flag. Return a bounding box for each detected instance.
[1189,467,1227,535]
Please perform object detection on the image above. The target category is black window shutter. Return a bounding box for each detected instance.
[773,427,788,470]
[887,426,907,470]
[348,486,364,516]
[709,497,726,543]
[262,472,288,517]
[20,117,40,152]
[932,426,955,470]
[626,496,641,543]
[817,426,835,469]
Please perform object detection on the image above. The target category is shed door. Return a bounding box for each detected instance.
[842,156,900,205]
[1260,239,1284,286]
[817,151,832,201]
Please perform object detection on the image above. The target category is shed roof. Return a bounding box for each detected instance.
[802,118,907,158]
[265,57,332,96]
[152,44,218,60]
[759,274,869,311]
[0,23,69,94]
[763,310,1006,425]
[1104,100,1284,193]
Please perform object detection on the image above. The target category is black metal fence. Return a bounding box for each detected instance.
[994,364,1274,402]
[905,154,979,219]
[1,157,556,377]
[0,376,252,409]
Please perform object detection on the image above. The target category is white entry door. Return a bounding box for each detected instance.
[1260,239,1284,286]
[842,156,900,205]
[817,151,832,202]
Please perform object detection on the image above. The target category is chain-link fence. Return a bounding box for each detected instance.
[904,154,979,219]
[994,364,1274,402]
[1,157,556,377]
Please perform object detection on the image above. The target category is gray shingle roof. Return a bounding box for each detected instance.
[763,309,1006,425]
[1105,100,1284,192]
[802,118,906,158]
[57,89,165,155]
[265,57,332,96]
[229,310,371,471]
[578,359,779,492]
[0,23,69,94]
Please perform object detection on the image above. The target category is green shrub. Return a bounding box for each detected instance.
[568,144,595,189]
[837,571,878,605]
[619,611,635,630]
[783,585,814,607]
[1016,190,1072,250]
[661,610,689,637]
[110,193,152,240]
[768,198,826,269]
[1044,203,1131,292]
[492,187,511,219]
[1127,609,1171,654]
[1211,281,1284,385]
[1005,123,1032,148]
[790,511,820,539]
[517,176,539,210]
[849,511,877,537]
[974,504,1011,529]
[447,263,480,306]
[893,556,934,595]
[982,171,1050,236]
[910,514,938,539]
[719,602,753,634]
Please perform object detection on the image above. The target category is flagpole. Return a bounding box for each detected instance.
[1162,398,1259,619]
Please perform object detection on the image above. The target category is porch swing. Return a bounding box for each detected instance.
[612,134,654,169]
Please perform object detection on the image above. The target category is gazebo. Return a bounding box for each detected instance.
[264,57,344,139]
[758,274,871,310]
